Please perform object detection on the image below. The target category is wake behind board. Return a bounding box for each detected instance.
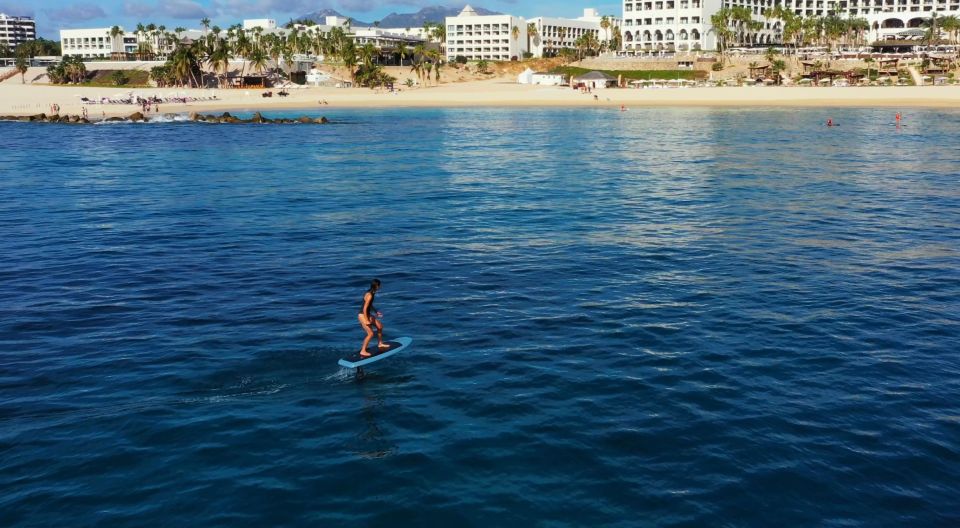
[338,337,413,369]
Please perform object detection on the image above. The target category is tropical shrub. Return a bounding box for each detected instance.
[111,70,129,86]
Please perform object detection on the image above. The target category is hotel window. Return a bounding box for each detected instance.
[692,16,700,22]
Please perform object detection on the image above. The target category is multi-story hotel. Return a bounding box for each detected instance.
[529,9,623,57]
[60,27,204,60]
[622,0,721,51]
[60,28,139,59]
[446,5,619,61]
[621,0,960,52]
[0,13,36,49]
[445,5,528,61]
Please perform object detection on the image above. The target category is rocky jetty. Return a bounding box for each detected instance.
[1,111,329,125]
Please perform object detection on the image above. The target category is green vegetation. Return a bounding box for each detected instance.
[5,38,61,58]
[109,17,447,88]
[82,69,151,87]
[551,66,706,81]
[46,56,87,84]
[14,55,28,83]
[111,70,130,86]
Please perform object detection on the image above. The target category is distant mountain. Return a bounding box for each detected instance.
[377,6,501,29]
[299,9,372,28]
[297,6,500,29]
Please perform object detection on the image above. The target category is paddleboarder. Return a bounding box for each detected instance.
[358,279,388,357]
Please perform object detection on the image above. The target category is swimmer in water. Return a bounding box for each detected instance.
[358,279,389,357]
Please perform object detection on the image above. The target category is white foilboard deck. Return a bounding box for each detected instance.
[338,337,413,368]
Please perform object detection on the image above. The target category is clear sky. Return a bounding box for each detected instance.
[0,1,623,39]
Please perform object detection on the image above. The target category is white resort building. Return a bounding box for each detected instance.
[60,28,138,59]
[621,0,960,52]
[60,27,203,60]
[529,9,622,57]
[445,5,527,61]
[0,13,36,49]
[446,5,619,61]
[622,0,720,51]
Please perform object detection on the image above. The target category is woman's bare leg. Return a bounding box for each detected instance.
[373,319,388,348]
[359,315,375,357]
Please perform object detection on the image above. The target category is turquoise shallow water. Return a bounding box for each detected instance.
[1,107,959,526]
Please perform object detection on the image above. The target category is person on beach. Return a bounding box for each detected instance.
[358,279,389,357]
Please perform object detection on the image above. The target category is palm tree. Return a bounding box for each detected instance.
[938,15,959,46]
[922,13,942,47]
[411,43,427,83]
[710,9,734,63]
[360,42,377,68]
[201,17,210,37]
[409,59,422,85]
[14,54,28,83]
[432,24,446,55]
[512,25,520,45]
[248,47,268,78]
[729,6,759,47]
[611,25,623,51]
[600,16,611,51]
[527,22,539,57]
[108,25,124,57]
[396,41,408,66]
[422,22,434,43]
[433,52,443,84]
[208,39,231,88]
[342,40,358,80]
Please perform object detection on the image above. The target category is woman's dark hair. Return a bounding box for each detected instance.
[370,279,381,290]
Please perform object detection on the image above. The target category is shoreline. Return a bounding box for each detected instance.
[2,81,960,117]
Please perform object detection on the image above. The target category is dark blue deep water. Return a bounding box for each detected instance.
[1,107,959,527]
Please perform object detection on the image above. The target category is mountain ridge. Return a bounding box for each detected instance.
[299,5,501,29]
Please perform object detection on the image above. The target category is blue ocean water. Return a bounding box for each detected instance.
[1,107,959,527]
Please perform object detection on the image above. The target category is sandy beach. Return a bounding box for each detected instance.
[2,78,960,118]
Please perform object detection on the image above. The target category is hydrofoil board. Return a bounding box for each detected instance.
[338,337,413,368]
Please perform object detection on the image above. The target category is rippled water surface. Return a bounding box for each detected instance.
[2,107,959,527]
